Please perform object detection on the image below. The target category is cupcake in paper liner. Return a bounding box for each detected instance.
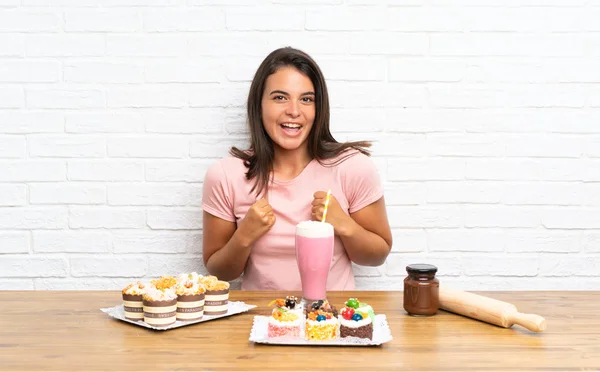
[142,287,177,327]
[175,278,206,321]
[121,281,147,321]
[199,275,230,315]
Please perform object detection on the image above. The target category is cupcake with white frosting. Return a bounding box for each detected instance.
[175,277,206,321]
[199,275,230,315]
[121,281,147,321]
[142,286,177,327]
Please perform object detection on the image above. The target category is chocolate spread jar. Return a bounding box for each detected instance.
[403,264,439,316]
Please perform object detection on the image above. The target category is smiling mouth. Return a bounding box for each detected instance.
[280,123,302,130]
[279,123,303,135]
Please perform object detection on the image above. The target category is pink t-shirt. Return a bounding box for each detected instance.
[201,151,384,291]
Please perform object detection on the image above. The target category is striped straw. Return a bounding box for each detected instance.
[321,189,331,223]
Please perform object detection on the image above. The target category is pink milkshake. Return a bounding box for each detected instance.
[295,221,334,304]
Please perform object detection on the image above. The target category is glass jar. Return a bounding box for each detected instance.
[403,264,439,316]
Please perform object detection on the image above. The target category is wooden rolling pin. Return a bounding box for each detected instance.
[439,287,547,332]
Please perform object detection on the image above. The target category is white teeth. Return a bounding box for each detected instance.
[281,123,301,128]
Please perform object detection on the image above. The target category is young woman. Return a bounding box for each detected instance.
[202,47,392,290]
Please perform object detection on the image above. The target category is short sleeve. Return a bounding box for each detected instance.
[202,160,236,222]
[341,153,384,214]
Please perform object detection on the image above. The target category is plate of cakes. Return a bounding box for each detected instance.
[101,273,256,330]
[249,296,392,346]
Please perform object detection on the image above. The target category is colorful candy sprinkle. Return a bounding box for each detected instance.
[341,307,355,320]
[352,313,363,321]
[346,298,359,309]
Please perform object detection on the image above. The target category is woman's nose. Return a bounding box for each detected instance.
[285,100,300,117]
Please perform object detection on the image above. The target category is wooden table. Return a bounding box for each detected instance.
[1,290,598,371]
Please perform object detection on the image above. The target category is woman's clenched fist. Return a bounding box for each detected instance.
[237,198,276,245]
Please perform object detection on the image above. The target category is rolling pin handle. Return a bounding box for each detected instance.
[506,312,547,333]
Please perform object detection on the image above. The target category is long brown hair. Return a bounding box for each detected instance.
[230,47,372,197]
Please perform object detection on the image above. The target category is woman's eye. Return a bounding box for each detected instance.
[274,95,285,101]
[302,97,314,103]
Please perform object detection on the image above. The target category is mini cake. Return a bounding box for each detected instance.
[338,298,374,340]
[199,275,230,315]
[122,281,147,321]
[267,297,302,338]
[175,277,206,321]
[142,287,177,327]
[305,300,338,341]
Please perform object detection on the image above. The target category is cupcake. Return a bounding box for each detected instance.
[121,281,147,321]
[142,287,177,327]
[199,276,230,315]
[175,277,206,321]
[267,297,302,338]
[305,300,338,341]
[339,298,373,340]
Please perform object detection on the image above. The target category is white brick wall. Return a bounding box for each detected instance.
[1,1,599,291]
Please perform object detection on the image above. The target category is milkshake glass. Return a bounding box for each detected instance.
[295,221,334,307]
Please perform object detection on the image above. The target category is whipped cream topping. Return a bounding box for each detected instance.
[296,220,334,238]
[177,272,203,284]
[200,275,230,291]
[122,281,148,295]
[143,287,177,302]
[175,279,206,296]
[269,317,302,327]
[338,315,372,328]
[306,317,338,326]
